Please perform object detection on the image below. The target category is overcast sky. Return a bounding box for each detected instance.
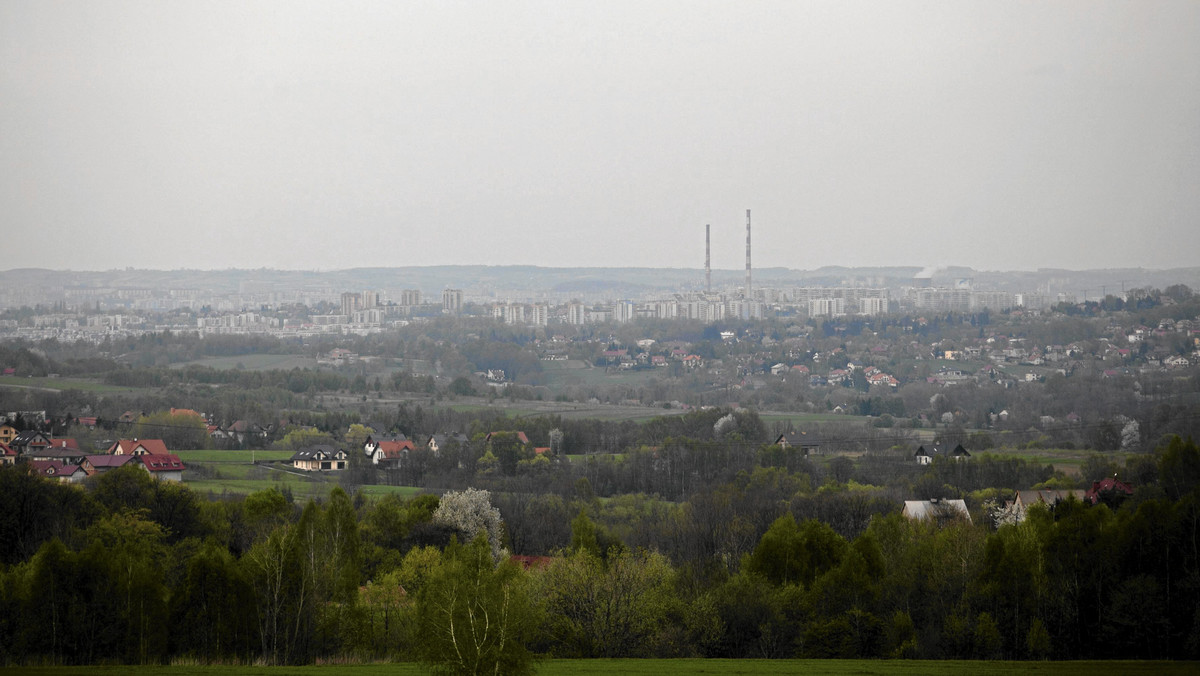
[2,1,1198,272]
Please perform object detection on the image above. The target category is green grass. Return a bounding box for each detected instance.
[176,450,296,463]
[0,375,141,393]
[760,412,877,425]
[185,477,425,501]
[170,354,318,371]
[10,659,1198,675]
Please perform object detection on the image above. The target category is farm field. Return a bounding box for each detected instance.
[170,354,318,371]
[185,476,425,501]
[0,375,141,393]
[176,450,296,463]
[10,660,1198,676]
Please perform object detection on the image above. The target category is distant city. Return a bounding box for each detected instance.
[3,264,1197,343]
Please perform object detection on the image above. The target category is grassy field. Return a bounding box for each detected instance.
[10,659,1198,676]
[170,354,318,371]
[0,375,141,393]
[185,477,425,501]
[176,450,297,463]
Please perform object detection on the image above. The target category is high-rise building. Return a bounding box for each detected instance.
[442,289,463,314]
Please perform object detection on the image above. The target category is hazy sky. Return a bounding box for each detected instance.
[2,1,1198,272]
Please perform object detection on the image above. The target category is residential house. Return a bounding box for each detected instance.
[10,430,52,456]
[0,442,15,466]
[135,453,186,482]
[108,439,171,456]
[1001,489,1087,524]
[902,498,972,524]
[425,433,468,455]
[0,424,18,444]
[1086,477,1134,506]
[290,445,348,471]
[774,431,822,456]
[914,446,932,465]
[86,453,138,475]
[28,460,89,484]
[485,431,531,445]
[367,439,416,466]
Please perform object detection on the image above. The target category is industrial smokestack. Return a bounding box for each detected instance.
[745,209,752,301]
[705,224,711,293]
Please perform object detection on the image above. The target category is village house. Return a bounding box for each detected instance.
[28,459,90,483]
[902,498,972,524]
[290,445,348,471]
[136,453,186,482]
[773,431,822,456]
[108,438,171,456]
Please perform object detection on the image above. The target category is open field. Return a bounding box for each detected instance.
[186,477,426,501]
[176,450,297,463]
[11,659,1198,676]
[0,375,142,393]
[170,354,318,371]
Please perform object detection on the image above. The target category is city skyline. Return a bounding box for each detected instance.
[3,1,1198,272]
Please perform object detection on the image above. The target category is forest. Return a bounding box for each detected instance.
[0,435,1197,669]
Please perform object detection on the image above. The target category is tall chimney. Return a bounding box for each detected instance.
[745,209,752,301]
[705,224,711,293]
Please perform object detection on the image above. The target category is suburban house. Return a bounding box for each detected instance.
[30,446,90,466]
[902,498,972,524]
[290,445,348,471]
[996,489,1088,524]
[108,439,171,456]
[1086,477,1134,506]
[367,439,416,465]
[28,459,90,484]
[774,431,822,456]
[10,430,52,456]
[485,431,531,445]
[914,446,932,465]
[86,453,138,474]
[950,444,971,461]
[0,424,18,444]
[0,442,15,466]
[135,453,186,482]
[424,433,468,455]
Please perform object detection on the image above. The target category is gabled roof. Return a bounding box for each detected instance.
[775,431,820,448]
[485,431,530,445]
[29,460,86,479]
[86,454,137,469]
[12,430,51,447]
[49,438,79,450]
[290,445,346,461]
[109,439,170,456]
[902,499,972,523]
[914,445,931,457]
[375,440,415,460]
[137,453,185,473]
[1,442,15,457]
[1014,489,1085,508]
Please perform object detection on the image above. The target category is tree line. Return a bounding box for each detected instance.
[0,436,1197,668]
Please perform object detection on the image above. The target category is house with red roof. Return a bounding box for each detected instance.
[485,431,530,445]
[86,454,138,474]
[0,442,15,466]
[134,453,186,482]
[28,460,89,484]
[108,439,170,456]
[1086,477,1134,506]
[367,439,416,465]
